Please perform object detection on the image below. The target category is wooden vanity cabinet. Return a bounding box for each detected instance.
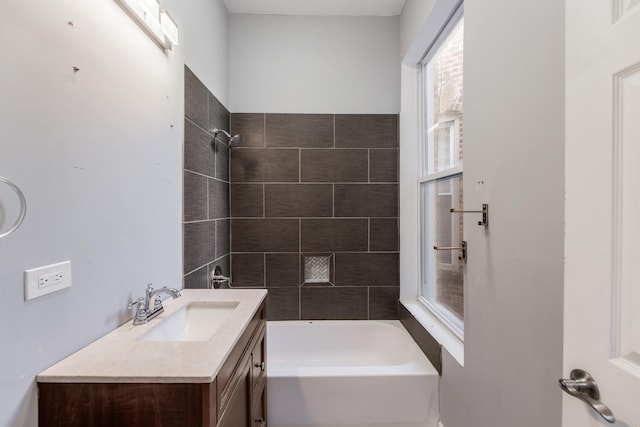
[38,303,266,427]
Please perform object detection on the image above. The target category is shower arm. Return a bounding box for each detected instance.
[212,128,232,138]
[211,128,242,148]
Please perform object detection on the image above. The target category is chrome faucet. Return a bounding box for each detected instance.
[146,284,181,316]
[128,283,181,325]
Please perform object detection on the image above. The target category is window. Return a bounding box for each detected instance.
[419,13,465,338]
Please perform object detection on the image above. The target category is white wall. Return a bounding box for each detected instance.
[164,0,230,106]
[399,0,565,426]
[229,14,400,113]
[0,1,228,425]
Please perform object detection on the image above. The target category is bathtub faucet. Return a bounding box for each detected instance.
[210,265,231,289]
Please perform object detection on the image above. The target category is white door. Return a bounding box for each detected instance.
[564,0,640,426]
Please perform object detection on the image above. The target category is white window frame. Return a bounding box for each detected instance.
[417,6,465,341]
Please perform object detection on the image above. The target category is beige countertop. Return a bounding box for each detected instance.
[37,289,267,384]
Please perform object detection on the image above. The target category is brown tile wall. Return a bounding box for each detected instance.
[229,113,399,320]
[399,303,442,375]
[183,66,231,289]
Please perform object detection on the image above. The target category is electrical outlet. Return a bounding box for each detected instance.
[24,261,72,300]
[38,271,64,288]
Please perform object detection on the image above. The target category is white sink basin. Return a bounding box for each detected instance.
[139,301,239,342]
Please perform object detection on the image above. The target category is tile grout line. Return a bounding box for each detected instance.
[184,263,208,277]
[231,251,399,254]
[213,219,218,265]
[230,181,397,185]
[206,178,210,220]
[332,184,335,218]
[185,116,216,138]
[298,148,301,183]
[298,253,302,293]
[229,216,382,220]
[185,168,227,183]
[333,114,336,148]
[229,249,233,287]
[209,92,217,183]
[233,147,393,150]
[184,218,219,224]
[298,217,302,255]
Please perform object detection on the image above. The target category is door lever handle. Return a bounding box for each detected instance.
[559,369,615,424]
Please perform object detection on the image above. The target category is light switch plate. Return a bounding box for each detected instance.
[24,261,72,300]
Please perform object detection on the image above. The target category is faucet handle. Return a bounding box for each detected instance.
[127,297,144,310]
[128,297,148,325]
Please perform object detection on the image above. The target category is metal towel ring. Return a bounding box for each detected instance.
[0,176,27,239]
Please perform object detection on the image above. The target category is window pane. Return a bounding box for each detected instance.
[420,175,464,327]
[424,18,464,175]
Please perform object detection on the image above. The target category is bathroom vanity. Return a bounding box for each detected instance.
[37,289,267,427]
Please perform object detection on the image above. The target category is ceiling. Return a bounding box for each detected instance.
[223,0,407,16]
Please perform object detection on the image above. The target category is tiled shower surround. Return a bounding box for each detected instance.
[230,113,399,321]
[182,67,231,288]
[182,67,400,320]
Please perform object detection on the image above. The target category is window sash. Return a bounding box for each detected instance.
[419,165,463,184]
[420,5,464,67]
[419,175,464,337]
[418,9,465,339]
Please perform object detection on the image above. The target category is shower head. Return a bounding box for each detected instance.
[228,134,242,148]
[212,128,243,148]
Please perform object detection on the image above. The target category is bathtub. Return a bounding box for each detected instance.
[267,320,439,427]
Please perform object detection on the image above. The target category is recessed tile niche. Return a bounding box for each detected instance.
[304,255,332,284]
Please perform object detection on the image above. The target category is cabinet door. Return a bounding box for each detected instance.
[251,327,266,385]
[250,325,267,427]
[217,358,251,427]
[251,387,266,427]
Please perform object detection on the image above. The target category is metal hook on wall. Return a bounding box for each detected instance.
[450,203,489,226]
[434,241,467,262]
[0,176,27,239]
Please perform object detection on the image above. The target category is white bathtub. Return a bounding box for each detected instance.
[267,320,439,427]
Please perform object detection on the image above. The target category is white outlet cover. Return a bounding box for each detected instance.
[24,261,72,301]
